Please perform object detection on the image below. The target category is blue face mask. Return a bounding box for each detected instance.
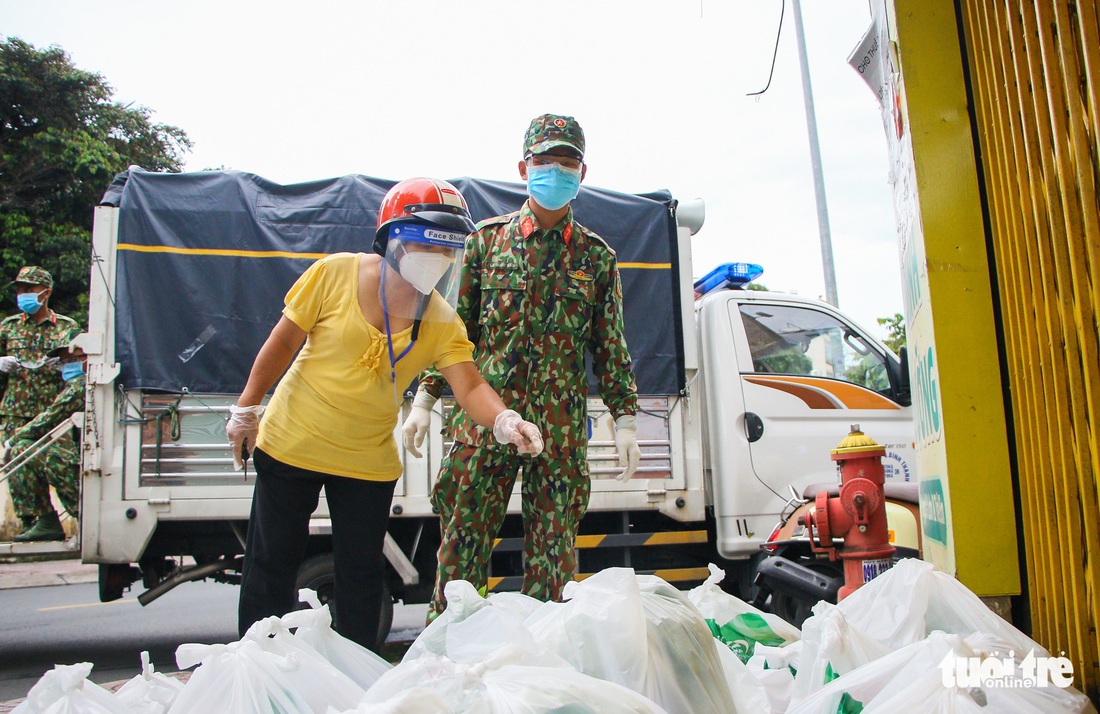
[60,361,84,381]
[526,163,582,211]
[16,292,42,315]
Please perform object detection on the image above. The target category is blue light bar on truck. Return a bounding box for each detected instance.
[693,262,764,298]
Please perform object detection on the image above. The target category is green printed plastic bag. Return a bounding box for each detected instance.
[706,612,790,662]
[688,563,801,663]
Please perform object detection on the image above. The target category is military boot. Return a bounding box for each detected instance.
[13,511,65,542]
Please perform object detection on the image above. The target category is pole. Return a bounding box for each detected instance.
[792,0,839,307]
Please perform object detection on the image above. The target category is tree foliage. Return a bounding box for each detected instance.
[0,37,191,324]
[877,312,907,353]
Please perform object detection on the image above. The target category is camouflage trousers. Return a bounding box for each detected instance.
[2,416,79,522]
[428,441,590,620]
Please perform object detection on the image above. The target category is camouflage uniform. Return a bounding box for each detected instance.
[421,200,638,617]
[6,375,84,519]
[0,266,78,524]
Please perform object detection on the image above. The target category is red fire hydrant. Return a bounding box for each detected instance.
[801,425,896,600]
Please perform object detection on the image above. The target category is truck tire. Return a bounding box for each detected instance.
[294,552,394,651]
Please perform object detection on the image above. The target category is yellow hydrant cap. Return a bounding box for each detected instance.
[831,424,886,457]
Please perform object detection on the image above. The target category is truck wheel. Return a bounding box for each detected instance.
[98,563,140,603]
[294,552,394,651]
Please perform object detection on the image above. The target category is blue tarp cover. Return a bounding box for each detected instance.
[102,169,684,396]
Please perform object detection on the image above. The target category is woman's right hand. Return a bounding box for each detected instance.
[493,409,544,457]
[227,404,265,470]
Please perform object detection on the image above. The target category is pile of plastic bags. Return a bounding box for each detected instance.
[13,562,1099,713]
[784,559,1097,713]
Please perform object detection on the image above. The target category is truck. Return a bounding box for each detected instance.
[8,168,915,643]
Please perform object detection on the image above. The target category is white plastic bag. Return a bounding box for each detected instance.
[112,651,184,714]
[13,662,131,714]
[687,563,801,662]
[364,648,669,714]
[171,616,364,713]
[713,640,775,714]
[789,601,892,700]
[482,591,544,619]
[745,642,801,714]
[837,558,1048,657]
[477,662,670,713]
[634,575,737,714]
[524,568,649,690]
[403,580,494,661]
[862,666,1097,714]
[363,650,488,710]
[788,630,965,713]
[327,687,449,714]
[789,631,1097,714]
[525,569,734,714]
[403,581,567,668]
[281,588,392,689]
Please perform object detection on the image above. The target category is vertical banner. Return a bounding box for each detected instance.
[849,3,955,573]
[846,1,1019,593]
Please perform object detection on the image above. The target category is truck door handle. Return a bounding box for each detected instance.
[745,412,764,442]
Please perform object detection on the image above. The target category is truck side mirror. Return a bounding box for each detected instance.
[893,346,912,406]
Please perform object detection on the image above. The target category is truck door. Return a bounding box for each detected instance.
[730,299,916,506]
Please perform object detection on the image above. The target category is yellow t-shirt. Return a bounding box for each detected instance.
[256,252,474,480]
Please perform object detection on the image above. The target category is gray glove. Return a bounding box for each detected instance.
[0,356,18,373]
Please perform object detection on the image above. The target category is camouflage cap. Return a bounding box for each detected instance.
[46,328,83,359]
[9,265,53,289]
[523,114,585,159]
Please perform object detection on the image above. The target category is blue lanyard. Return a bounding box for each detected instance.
[380,262,417,403]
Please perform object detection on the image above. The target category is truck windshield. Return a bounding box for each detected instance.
[739,304,891,393]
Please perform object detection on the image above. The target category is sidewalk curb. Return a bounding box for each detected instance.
[0,557,97,590]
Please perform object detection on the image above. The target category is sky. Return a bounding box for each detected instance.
[4,0,902,339]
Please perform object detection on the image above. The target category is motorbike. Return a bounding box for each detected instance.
[751,480,922,628]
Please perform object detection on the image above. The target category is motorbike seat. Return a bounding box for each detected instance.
[801,481,920,504]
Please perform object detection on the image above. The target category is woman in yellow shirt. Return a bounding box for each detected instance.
[227,178,542,651]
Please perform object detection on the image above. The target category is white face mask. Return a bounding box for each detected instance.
[398,252,452,294]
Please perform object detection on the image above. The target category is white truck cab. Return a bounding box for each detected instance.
[692,277,914,561]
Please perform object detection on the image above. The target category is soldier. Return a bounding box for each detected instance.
[5,339,86,542]
[0,266,79,541]
[403,114,642,620]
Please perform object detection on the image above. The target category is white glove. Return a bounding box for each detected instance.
[0,356,18,373]
[493,409,544,457]
[227,404,265,471]
[2,439,11,464]
[401,392,437,459]
[614,414,641,482]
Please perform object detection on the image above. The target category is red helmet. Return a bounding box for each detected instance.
[373,177,476,256]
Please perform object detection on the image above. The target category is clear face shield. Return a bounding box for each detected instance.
[379,221,466,323]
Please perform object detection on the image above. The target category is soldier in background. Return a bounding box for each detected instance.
[0,266,79,541]
[5,339,86,542]
[403,114,642,620]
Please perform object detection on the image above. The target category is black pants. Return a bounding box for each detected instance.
[238,447,396,652]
